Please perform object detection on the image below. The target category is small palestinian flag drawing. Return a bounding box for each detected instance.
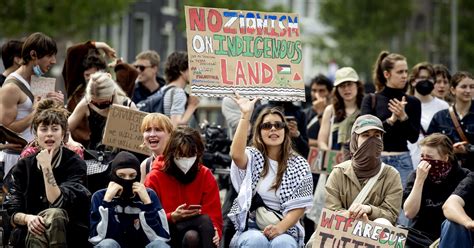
[277,64,291,74]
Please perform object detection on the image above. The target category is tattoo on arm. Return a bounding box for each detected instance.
[44,168,58,187]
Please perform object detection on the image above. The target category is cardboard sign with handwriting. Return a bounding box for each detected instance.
[102,105,149,155]
[30,76,56,98]
[313,208,408,248]
[307,147,346,174]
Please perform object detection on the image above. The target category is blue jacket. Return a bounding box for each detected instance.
[89,188,170,247]
[427,104,474,171]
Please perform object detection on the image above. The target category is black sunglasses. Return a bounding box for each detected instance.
[260,121,286,130]
[134,64,153,72]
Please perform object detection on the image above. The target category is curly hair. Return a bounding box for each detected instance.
[251,107,295,190]
[32,99,70,137]
[164,51,188,83]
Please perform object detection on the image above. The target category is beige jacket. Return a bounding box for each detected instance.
[325,160,403,224]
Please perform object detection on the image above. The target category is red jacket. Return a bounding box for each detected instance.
[144,156,223,237]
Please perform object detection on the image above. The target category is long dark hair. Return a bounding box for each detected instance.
[332,81,364,123]
[251,107,294,190]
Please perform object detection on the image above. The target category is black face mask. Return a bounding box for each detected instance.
[415,80,434,96]
[110,174,138,200]
[92,101,112,109]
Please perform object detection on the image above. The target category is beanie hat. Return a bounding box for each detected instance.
[110,151,141,180]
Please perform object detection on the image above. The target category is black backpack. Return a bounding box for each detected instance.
[136,85,176,113]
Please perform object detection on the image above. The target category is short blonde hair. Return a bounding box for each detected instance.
[419,133,455,161]
[136,50,160,67]
[85,71,127,103]
[140,113,173,134]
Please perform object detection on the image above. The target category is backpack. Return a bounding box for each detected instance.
[136,85,176,113]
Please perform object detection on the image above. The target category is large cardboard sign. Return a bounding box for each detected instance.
[30,76,56,98]
[185,6,305,101]
[102,105,149,155]
[313,208,408,248]
[307,147,346,174]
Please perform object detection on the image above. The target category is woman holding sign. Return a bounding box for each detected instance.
[228,93,313,247]
[323,115,402,224]
[68,71,137,150]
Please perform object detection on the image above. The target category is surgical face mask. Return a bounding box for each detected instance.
[33,64,44,77]
[174,156,197,174]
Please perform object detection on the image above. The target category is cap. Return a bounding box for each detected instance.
[351,114,385,134]
[334,67,359,87]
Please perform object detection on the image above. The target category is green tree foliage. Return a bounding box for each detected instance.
[319,0,414,82]
[183,0,265,11]
[0,0,134,38]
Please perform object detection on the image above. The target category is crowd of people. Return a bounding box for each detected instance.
[0,32,473,248]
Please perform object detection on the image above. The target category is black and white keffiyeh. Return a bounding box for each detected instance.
[228,147,313,247]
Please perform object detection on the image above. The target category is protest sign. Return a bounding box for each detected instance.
[185,6,305,101]
[307,147,346,174]
[30,76,56,98]
[102,105,149,155]
[313,208,408,248]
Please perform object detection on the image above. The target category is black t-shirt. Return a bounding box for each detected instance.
[403,164,470,239]
[453,172,474,217]
[0,74,6,87]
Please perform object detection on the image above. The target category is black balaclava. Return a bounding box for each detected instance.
[110,151,141,200]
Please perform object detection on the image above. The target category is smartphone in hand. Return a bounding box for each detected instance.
[186,204,202,210]
[285,116,296,122]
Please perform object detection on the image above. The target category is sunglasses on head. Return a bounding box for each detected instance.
[260,121,286,130]
[134,65,153,72]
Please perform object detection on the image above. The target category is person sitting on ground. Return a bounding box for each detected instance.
[89,151,170,248]
[229,93,313,248]
[6,99,90,248]
[139,113,173,183]
[403,133,470,243]
[145,127,223,247]
[439,172,474,248]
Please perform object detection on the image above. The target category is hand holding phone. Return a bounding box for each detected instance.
[186,204,202,210]
[285,116,296,122]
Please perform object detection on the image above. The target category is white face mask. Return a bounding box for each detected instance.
[174,156,197,174]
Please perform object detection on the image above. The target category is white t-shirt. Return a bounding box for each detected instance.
[408,97,449,168]
[256,159,281,211]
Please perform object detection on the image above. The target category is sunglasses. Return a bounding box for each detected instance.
[260,121,286,130]
[134,65,153,72]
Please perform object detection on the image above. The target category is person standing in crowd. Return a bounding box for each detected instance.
[0,32,63,178]
[407,62,449,167]
[132,50,165,104]
[89,151,170,248]
[403,133,470,244]
[145,127,222,247]
[361,51,421,187]
[139,113,173,183]
[439,172,474,247]
[428,71,474,171]
[68,71,137,150]
[1,40,23,86]
[304,74,333,147]
[161,51,200,127]
[6,99,90,248]
[318,67,364,156]
[433,64,452,102]
[62,41,116,112]
[228,93,313,248]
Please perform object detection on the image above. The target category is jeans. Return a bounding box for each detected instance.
[95,238,170,248]
[381,152,412,188]
[236,229,297,248]
[381,152,412,226]
[439,220,474,248]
